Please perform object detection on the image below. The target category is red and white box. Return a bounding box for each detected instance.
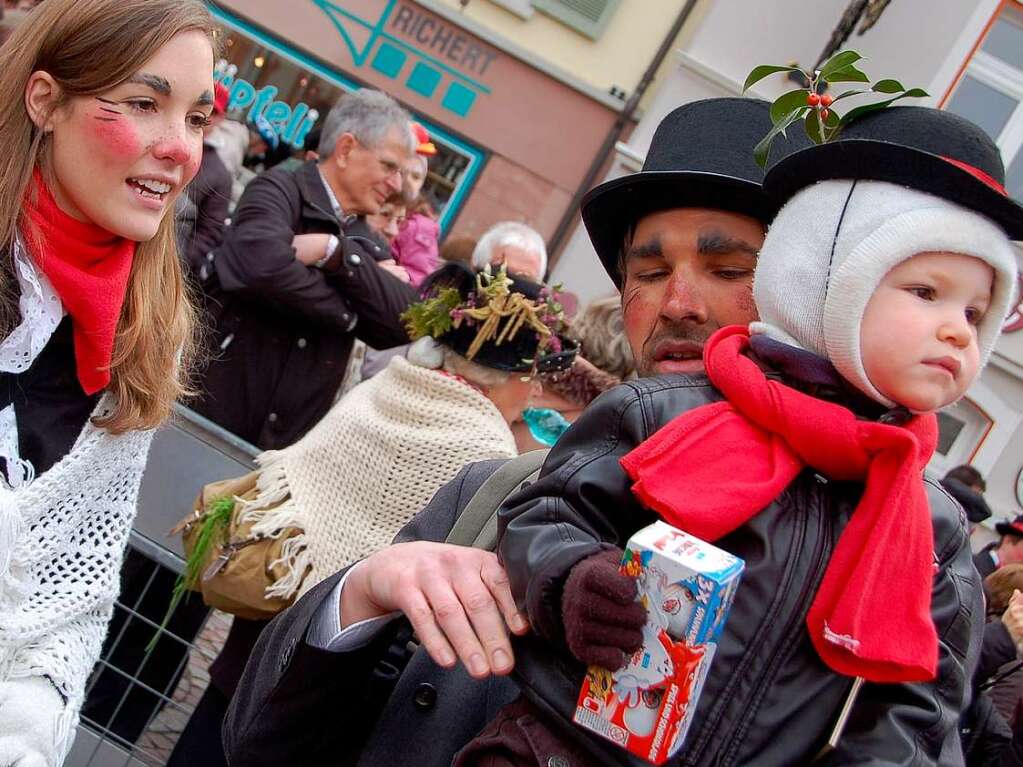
[573,521,744,765]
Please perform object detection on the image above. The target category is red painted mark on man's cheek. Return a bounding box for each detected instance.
[737,283,756,319]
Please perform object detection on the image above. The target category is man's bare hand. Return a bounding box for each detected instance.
[293,233,332,266]
[1003,588,1023,655]
[341,541,529,678]
[377,258,411,283]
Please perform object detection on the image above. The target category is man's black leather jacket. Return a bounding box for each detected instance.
[499,373,983,766]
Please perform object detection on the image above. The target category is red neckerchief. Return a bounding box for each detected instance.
[437,369,484,394]
[620,325,938,683]
[22,169,136,394]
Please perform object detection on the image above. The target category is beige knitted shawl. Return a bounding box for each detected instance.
[240,356,518,598]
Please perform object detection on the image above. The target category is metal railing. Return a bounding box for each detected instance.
[65,406,257,767]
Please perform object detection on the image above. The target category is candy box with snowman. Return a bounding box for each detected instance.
[573,521,744,765]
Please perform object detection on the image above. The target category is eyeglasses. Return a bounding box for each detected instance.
[356,139,403,179]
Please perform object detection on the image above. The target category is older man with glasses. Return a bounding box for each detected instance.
[181,89,420,767]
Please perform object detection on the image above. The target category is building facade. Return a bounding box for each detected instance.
[209,0,694,239]
[553,0,1023,527]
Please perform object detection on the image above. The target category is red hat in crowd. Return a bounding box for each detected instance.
[412,122,437,156]
[213,83,230,115]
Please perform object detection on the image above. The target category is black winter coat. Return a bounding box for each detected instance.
[499,374,984,766]
[178,143,232,278]
[193,160,417,449]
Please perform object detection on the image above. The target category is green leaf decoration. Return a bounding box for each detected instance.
[770,89,813,123]
[872,78,905,93]
[744,50,929,157]
[754,107,806,168]
[148,496,235,653]
[819,50,863,80]
[401,286,461,341]
[839,87,929,127]
[743,64,805,92]
[822,65,870,84]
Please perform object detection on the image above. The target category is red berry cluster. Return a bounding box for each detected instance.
[806,91,833,121]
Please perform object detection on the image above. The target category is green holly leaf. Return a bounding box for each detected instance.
[743,64,805,92]
[819,50,863,80]
[754,107,806,168]
[839,87,929,127]
[872,78,906,93]
[770,88,812,123]
[832,88,868,102]
[822,64,870,84]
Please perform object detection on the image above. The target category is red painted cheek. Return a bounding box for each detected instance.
[622,287,655,338]
[89,113,143,157]
[737,284,757,319]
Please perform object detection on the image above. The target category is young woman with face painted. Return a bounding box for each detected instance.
[0,0,215,761]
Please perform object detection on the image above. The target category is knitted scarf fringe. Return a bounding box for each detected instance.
[236,449,310,601]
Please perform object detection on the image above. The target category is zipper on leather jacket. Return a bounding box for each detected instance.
[684,480,834,766]
[680,490,813,765]
[720,495,834,767]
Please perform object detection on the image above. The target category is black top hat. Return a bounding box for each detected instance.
[764,106,1023,239]
[418,263,578,374]
[996,514,1023,538]
[581,98,812,287]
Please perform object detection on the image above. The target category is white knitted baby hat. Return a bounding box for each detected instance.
[752,179,1019,406]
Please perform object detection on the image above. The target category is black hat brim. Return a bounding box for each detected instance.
[582,172,776,288]
[764,139,1023,239]
[995,521,1023,537]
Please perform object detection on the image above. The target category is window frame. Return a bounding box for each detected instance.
[944,3,1023,198]
[530,0,620,40]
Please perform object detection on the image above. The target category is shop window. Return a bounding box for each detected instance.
[211,22,483,229]
[945,3,1023,203]
[531,0,620,40]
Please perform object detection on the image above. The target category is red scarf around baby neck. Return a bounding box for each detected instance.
[620,325,939,683]
[22,169,136,394]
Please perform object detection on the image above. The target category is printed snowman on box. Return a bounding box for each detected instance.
[573,521,744,765]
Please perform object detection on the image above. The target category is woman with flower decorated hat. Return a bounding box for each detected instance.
[233,262,578,606]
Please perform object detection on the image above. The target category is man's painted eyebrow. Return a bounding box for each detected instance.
[697,231,759,256]
[128,74,171,95]
[626,236,663,261]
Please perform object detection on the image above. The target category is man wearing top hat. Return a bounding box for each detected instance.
[224,97,807,766]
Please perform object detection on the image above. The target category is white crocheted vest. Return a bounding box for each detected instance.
[0,397,154,752]
[241,356,518,599]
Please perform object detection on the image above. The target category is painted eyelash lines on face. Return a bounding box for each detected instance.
[94,96,121,122]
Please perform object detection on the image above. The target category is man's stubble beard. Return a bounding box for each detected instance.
[634,322,715,378]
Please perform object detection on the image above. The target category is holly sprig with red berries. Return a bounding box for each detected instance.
[743,50,928,168]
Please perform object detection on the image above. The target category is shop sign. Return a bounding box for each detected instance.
[214,63,319,150]
[311,0,496,118]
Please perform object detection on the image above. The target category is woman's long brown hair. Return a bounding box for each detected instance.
[0,0,216,433]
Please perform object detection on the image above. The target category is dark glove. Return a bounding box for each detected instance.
[561,549,647,670]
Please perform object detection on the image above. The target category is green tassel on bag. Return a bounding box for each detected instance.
[146,496,235,653]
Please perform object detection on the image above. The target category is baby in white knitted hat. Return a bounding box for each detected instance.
[751,178,1018,412]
